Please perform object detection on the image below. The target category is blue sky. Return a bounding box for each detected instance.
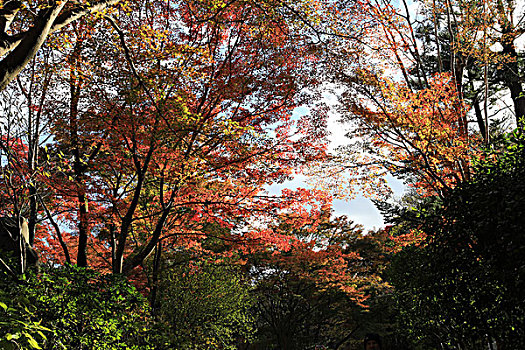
[266,102,406,231]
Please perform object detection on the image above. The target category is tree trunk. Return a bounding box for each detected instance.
[69,38,89,267]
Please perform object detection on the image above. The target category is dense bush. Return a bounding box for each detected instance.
[0,265,153,350]
[154,261,256,349]
[386,132,525,349]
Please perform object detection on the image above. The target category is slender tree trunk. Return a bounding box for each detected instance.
[501,42,525,128]
[496,0,525,129]
[18,221,26,274]
[149,241,163,313]
[28,187,37,245]
[69,37,89,267]
[76,187,89,267]
[468,69,488,143]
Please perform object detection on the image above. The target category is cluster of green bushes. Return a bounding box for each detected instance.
[0,262,259,350]
[0,265,152,350]
[1,237,390,350]
[383,132,525,349]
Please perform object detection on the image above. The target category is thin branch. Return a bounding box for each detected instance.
[38,195,71,264]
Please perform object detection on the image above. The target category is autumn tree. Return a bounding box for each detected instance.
[0,1,133,276]
[153,261,256,349]
[309,0,524,200]
[244,213,390,349]
[0,0,347,278]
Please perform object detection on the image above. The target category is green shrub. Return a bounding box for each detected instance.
[1,265,153,350]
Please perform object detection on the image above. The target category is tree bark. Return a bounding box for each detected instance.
[0,0,122,90]
[501,41,525,128]
[69,37,89,267]
[0,2,66,90]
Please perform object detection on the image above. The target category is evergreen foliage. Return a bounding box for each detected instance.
[387,132,525,349]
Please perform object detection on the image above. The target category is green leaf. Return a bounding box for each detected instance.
[37,331,47,341]
[24,333,41,349]
[6,333,19,341]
